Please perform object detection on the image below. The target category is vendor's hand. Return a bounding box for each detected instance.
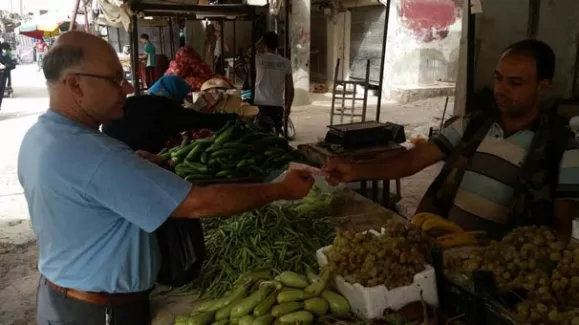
[278,170,315,200]
[136,150,165,166]
[322,158,358,185]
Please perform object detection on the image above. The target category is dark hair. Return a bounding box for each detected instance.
[0,42,10,50]
[43,44,85,83]
[140,33,149,40]
[263,32,279,51]
[503,39,556,81]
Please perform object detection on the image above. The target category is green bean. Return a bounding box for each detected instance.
[191,188,340,298]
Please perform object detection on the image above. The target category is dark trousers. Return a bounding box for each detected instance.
[256,105,284,135]
[5,69,11,88]
[214,56,224,75]
[36,276,151,325]
[145,66,156,89]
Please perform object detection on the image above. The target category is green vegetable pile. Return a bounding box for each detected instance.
[175,269,351,325]
[193,187,340,299]
[159,120,304,181]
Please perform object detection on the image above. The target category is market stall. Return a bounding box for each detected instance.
[124,0,268,97]
[143,116,579,325]
[148,186,406,325]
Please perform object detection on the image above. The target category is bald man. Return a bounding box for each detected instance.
[18,31,314,325]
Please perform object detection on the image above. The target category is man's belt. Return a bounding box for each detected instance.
[46,279,150,307]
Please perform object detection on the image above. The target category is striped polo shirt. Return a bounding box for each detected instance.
[432,117,579,233]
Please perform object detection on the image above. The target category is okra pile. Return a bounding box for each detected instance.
[175,269,351,325]
[192,187,339,299]
[159,120,304,181]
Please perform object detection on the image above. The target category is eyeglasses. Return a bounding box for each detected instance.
[73,72,127,87]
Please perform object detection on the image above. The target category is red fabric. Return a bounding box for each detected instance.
[164,46,233,92]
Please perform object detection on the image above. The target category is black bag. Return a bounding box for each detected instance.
[156,218,206,287]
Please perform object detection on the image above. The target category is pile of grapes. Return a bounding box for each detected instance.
[445,226,579,324]
[326,220,431,288]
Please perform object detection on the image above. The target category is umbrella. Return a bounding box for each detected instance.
[16,14,70,39]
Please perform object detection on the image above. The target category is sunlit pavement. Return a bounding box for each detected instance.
[0,64,48,245]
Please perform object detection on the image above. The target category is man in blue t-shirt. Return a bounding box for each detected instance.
[19,31,314,325]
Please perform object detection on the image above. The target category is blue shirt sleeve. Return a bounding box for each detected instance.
[85,147,192,233]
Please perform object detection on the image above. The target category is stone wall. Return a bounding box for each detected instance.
[473,0,579,99]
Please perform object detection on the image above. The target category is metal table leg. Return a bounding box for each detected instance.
[381,179,390,207]
[360,180,367,197]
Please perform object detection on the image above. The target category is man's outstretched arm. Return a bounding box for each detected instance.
[171,169,314,219]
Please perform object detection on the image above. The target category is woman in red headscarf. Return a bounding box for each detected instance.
[164,46,233,92]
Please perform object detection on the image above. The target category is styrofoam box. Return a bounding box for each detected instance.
[316,229,439,319]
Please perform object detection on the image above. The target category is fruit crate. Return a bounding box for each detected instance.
[317,229,439,320]
[429,248,519,325]
[438,274,518,325]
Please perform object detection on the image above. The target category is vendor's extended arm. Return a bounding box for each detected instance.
[323,117,466,183]
[322,142,444,182]
[171,170,314,218]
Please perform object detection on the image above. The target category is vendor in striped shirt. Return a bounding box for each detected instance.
[323,39,578,238]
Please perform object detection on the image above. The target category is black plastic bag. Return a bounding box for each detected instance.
[156,218,206,287]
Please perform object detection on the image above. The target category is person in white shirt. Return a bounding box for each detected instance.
[254,32,294,136]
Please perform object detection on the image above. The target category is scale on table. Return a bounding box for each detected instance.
[323,121,406,152]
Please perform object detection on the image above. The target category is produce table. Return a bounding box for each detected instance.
[297,142,405,209]
[149,189,403,325]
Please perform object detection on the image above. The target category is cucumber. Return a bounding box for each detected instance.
[200,152,210,164]
[181,133,192,147]
[171,143,197,160]
[184,174,214,182]
[247,165,265,176]
[215,170,230,178]
[214,124,237,145]
[184,161,209,172]
[215,120,235,137]
[186,142,210,162]
[236,160,249,169]
[211,149,242,159]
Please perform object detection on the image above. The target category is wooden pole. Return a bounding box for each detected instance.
[131,14,141,94]
[70,0,81,31]
[84,0,90,32]
[526,0,541,39]
[168,18,175,58]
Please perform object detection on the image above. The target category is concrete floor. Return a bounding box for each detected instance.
[0,64,449,325]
